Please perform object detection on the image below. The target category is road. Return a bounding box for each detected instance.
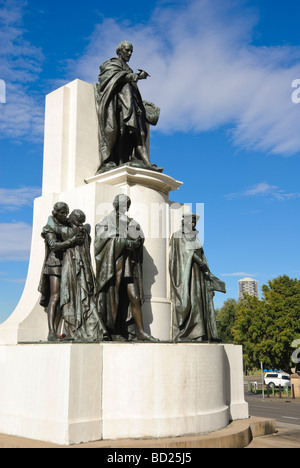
[246,393,300,425]
[246,394,300,448]
[244,381,300,447]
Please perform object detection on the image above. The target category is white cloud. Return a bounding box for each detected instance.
[2,0,300,156]
[66,0,300,156]
[0,272,25,284]
[221,272,257,278]
[0,83,44,140]
[0,186,41,211]
[0,0,44,140]
[0,222,32,261]
[225,182,300,201]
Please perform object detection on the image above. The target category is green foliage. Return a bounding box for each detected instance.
[230,275,300,372]
[216,299,238,343]
[216,276,300,372]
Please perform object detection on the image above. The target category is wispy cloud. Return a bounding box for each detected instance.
[0,186,41,211]
[2,0,300,156]
[0,222,32,261]
[221,272,258,278]
[65,0,300,156]
[0,272,25,284]
[225,182,300,201]
[0,0,44,141]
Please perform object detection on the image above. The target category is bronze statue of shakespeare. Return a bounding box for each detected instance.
[169,213,226,342]
[94,41,162,173]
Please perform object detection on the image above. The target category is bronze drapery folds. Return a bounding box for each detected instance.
[39,203,109,342]
[94,194,158,342]
[169,213,226,342]
[94,41,162,173]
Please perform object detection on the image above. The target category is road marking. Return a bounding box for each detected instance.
[282,416,300,420]
[250,405,278,409]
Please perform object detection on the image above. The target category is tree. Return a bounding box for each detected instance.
[232,276,300,372]
[216,299,238,343]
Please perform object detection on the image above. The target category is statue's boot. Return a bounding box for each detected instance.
[136,331,160,342]
[150,163,163,173]
[47,331,61,342]
[135,145,163,173]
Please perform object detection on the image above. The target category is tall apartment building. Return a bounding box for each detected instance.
[238,277,259,300]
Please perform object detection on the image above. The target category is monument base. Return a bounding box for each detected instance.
[0,342,248,446]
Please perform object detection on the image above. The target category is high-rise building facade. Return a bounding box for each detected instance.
[238,277,259,300]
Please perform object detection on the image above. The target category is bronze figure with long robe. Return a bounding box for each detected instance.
[169,223,225,342]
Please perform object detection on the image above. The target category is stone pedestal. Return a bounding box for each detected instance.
[0,342,248,446]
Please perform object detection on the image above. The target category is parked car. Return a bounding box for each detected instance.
[264,372,291,388]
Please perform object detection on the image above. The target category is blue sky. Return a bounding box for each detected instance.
[1,0,300,323]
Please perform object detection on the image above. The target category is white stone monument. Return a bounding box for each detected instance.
[0,79,248,445]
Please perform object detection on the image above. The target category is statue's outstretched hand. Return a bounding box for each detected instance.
[137,69,149,80]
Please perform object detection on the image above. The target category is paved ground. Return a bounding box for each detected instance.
[245,377,300,447]
[247,422,300,448]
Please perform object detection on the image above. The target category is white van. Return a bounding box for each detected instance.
[264,372,291,388]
